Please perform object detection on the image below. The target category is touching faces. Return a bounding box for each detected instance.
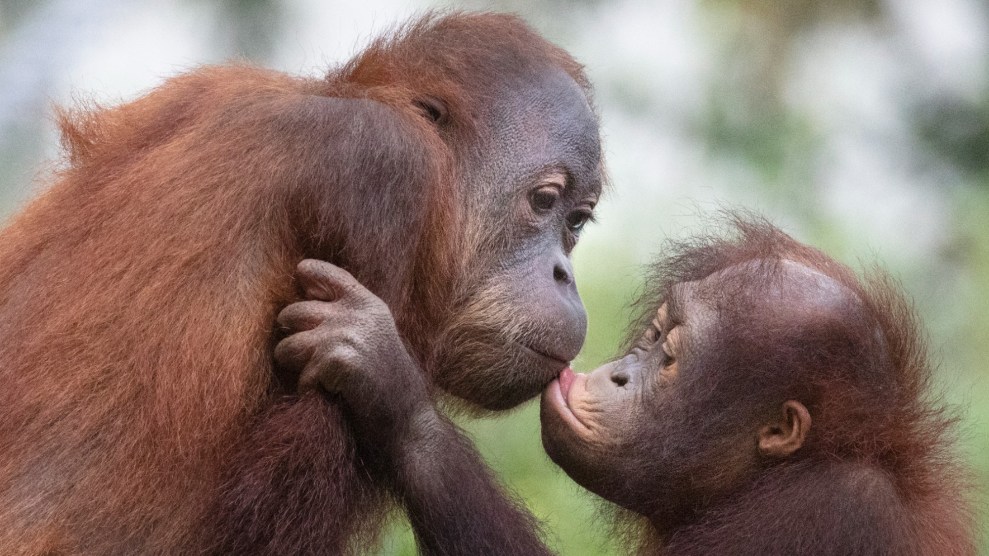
[540,255,854,523]
[432,66,603,411]
[541,276,732,518]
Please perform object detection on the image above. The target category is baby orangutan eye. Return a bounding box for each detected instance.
[632,319,664,353]
[662,343,676,367]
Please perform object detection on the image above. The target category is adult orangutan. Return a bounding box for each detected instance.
[299,217,976,555]
[0,13,602,553]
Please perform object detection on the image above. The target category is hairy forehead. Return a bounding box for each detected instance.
[478,68,602,197]
[490,69,599,144]
[678,258,860,315]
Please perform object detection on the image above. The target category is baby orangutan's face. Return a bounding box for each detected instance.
[540,260,832,516]
[540,299,688,509]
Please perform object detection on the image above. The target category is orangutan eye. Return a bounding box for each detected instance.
[633,321,662,352]
[530,186,560,213]
[651,319,664,340]
[662,343,676,366]
[565,208,594,234]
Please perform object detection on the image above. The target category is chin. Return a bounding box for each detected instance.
[436,339,568,412]
[539,383,617,501]
[540,384,584,472]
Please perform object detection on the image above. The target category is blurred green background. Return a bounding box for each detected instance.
[1,0,986,553]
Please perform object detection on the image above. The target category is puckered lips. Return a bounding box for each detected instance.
[558,366,576,399]
[544,366,592,435]
[517,341,573,389]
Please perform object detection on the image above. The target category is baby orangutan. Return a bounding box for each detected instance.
[281,218,975,555]
[540,218,975,554]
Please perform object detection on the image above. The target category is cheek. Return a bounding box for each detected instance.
[540,404,612,489]
[541,395,654,505]
[642,380,679,423]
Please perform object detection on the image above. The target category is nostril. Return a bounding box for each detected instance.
[553,263,572,285]
[611,371,629,387]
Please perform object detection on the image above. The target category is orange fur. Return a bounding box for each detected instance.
[0,13,594,553]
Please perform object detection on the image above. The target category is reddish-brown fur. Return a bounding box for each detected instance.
[618,217,976,555]
[0,13,591,553]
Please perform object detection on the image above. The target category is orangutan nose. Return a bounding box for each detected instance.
[611,370,630,387]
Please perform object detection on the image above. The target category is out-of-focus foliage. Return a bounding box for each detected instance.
[916,96,989,180]
[1,0,987,554]
[206,0,285,60]
[0,0,36,33]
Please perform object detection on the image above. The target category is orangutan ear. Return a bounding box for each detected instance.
[758,400,811,458]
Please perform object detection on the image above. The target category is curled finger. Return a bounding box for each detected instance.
[273,329,321,375]
[277,300,339,333]
[298,344,362,395]
[296,259,368,305]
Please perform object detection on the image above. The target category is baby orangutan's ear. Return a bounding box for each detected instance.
[758,400,811,458]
